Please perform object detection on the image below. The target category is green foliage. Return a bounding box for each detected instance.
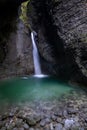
[19,0,31,30]
[19,1,28,24]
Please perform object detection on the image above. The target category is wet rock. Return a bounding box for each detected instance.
[25,116,37,126]
[17,111,25,119]
[63,110,68,118]
[57,117,62,123]
[50,123,54,130]
[85,118,87,123]
[1,112,9,120]
[40,118,50,127]
[27,0,87,84]
[0,116,2,121]
[40,119,46,127]
[0,91,87,129]
[64,119,75,128]
[13,128,18,130]
[55,123,63,130]
[0,121,4,128]
[1,127,6,130]
[43,125,50,130]
[34,114,41,122]
[62,128,66,130]
[23,123,29,129]
[9,107,19,117]
[0,13,33,79]
[15,119,23,127]
[45,118,50,123]
[29,128,35,130]
[67,108,78,114]
[6,120,15,130]
[55,111,62,117]
[19,128,24,130]
[79,128,85,130]
[51,115,57,121]
[9,112,15,117]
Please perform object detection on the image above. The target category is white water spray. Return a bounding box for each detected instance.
[31,31,42,75]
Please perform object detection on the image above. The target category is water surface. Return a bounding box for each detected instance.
[0,76,79,104]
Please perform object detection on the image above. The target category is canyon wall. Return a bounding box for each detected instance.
[27,0,87,84]
[0,0,87,85]
[0,1,34,79]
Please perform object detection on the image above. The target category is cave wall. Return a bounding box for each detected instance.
[0,1,34,79]
[0,0,87,84]
[52,0,87,75]
[52,0,87,84]
[0,0,27,5]
[27,0,87,84]
[27,0,64,76]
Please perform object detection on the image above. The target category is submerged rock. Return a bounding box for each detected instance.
[0,89,87,129]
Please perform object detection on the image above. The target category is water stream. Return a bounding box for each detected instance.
[31,31,42,75]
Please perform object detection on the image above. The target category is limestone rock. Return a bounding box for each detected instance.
[27,0,87,84]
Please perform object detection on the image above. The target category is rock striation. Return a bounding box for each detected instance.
[27,0,87,85]
[0,0,34,79]
[0,0,87,85]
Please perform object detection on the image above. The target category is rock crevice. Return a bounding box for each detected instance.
[27,0,87,84]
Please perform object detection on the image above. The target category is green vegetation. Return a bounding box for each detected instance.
[19,0,31,30]
[19,1,29,24]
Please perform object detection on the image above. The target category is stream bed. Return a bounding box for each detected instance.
[0,76,87,129]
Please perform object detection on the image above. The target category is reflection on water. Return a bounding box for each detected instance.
[0,76,79,104]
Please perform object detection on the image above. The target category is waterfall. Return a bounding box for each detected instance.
[31,31,42,75]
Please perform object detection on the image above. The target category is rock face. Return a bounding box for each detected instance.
[0,1,34,79]
[27,0,65,76]
[0,20,33,79]
[0,0,87,84]
[52,0,87,77]
[27,0,87,84]
[0,0,27,5]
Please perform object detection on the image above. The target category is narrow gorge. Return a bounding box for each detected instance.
[0,0,87,130]
[0,0,87,85]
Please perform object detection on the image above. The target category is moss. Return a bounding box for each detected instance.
[19,1,28,24]
[19,0,32,30]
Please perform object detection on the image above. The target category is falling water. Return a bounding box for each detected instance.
[31,31,42,75]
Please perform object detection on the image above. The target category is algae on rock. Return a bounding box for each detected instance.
[20,0,32,30]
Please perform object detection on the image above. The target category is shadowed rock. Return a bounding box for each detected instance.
[27,0,87,85]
